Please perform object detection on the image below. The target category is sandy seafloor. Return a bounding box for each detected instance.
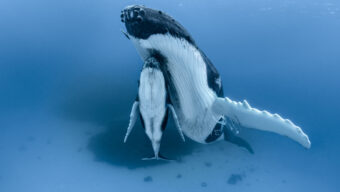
[0,0,339,191]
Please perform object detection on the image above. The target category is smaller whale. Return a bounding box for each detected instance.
[124,57,185,160]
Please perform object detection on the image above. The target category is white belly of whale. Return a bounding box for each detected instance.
[139,68,166,119]
[131,34,221,143]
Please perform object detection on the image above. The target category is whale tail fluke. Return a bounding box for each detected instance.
[213,97,311,149]
[142,154,174,161]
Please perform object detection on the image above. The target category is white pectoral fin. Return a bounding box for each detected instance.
[124,101,139,143]
[168,104,185,142]
[212,97,311,149]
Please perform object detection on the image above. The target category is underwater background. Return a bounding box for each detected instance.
[0,0,339,191]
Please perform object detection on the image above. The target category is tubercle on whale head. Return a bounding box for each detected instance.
[121,5,145,24]
[120,5,195,45]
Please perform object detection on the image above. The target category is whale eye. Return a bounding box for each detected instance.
[158,10,163,15]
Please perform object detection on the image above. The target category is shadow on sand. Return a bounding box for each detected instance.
[88,119,199,169]
[58,81,199,169]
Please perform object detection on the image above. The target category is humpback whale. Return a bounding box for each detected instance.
[124,57,185,160]
[121,5,311,154]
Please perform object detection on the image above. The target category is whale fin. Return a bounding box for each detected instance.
[223,116,254,154]
[121,29,130,40]
[212,97,311,148]
[124,101,139,143]
[168,104,185,142]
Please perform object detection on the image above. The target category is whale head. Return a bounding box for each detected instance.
[121,5,195,45]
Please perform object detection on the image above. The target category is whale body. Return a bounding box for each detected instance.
[124,57,185,160]
[121,5,311,150]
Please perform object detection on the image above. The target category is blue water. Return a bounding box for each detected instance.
[1,0,339,191]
